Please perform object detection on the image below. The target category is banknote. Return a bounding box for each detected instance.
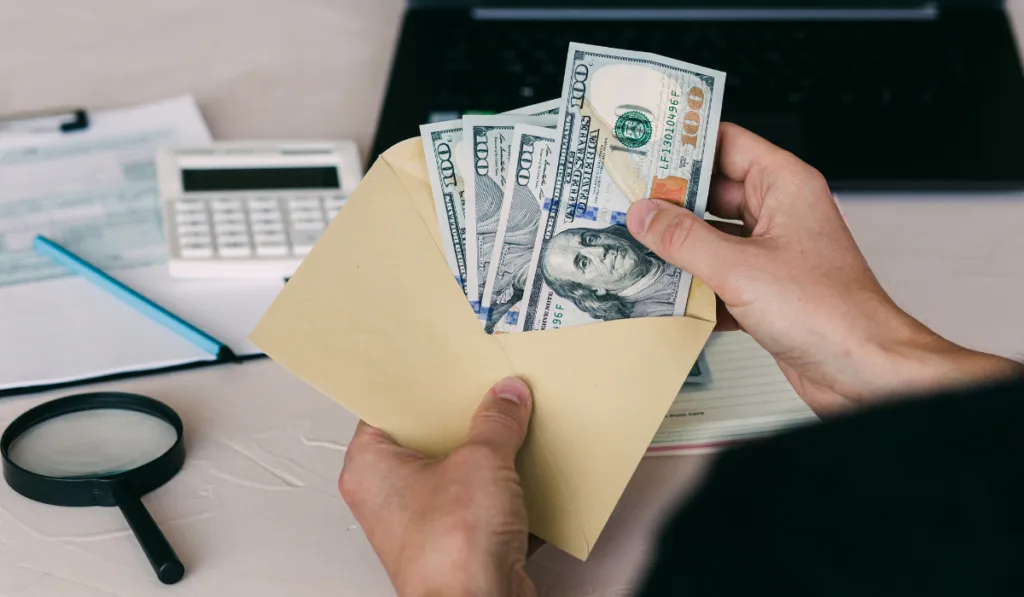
[420,101,558,297]
[479,124,559,334]
[517,43,725,332]
[462,114,558,313]
[421,120,470,293]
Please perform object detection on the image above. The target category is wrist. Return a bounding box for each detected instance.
[403,575,535,597]
[852,311,1022,406]
[395,558,535,597]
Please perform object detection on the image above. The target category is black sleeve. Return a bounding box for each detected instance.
[638,376,1024,597]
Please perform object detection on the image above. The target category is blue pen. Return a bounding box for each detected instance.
[33,235,238,362]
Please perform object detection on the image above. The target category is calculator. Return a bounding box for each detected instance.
[156,141,362,279]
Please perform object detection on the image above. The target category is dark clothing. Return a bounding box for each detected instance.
[640,376,1024,596]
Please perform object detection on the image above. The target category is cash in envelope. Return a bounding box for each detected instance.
[249,43,721,560]
[422,43,724,335]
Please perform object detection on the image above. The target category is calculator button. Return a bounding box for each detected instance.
[256,244,290,257]
[177,222,211,236]
[217,241,252,258]
[175,212,209,225]
[252,223,285,235]
[288,198,321,211]
[254,231,287,244]
[326,207,341,219]
[216,228,247,240]
[214,222,247,234]
[216,232,247,243]
[325,196,347,210]
[249,207,281,217]
[251,217,283,227]
[249,210,282,222]
[175,200,206,213]
[292,209,324,220]
[212,198,243,211]
[213,213,246,226]
[248,198,278,210]
[292,218,325,231]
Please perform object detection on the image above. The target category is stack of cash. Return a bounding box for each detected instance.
[421,43,725,335]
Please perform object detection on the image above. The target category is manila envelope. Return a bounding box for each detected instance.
[249,138,716,560]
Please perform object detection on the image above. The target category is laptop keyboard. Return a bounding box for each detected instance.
[432,20,971,112]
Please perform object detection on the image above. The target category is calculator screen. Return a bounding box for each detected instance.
[182,167,340,192]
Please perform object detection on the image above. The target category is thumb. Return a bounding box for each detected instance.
[465,376,533,463]
[626,199,742,289]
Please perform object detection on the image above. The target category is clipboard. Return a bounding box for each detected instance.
[0,107,90,135]
[0,95,283,398]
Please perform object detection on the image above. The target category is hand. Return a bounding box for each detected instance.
[626,123,1021,414]
[339,377,537,597]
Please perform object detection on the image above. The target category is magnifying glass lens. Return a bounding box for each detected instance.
[2,393,187,585]
[8,409,178,478]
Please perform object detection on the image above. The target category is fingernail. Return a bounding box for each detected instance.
[627,200,659,236]
[493,377,531,407]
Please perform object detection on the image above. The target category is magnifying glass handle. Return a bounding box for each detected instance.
[113,486,185,584]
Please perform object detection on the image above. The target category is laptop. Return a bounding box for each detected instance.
[371,0,1024,191]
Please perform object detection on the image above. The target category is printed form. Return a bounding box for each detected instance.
[0,96,209,286]
[0,96,283,393]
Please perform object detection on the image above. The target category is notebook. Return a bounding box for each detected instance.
[649,331,819,454]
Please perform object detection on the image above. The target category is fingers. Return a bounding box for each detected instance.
[707,174,745,221]
[626,199,744,290]
[340,421,419,506]
[465,377,534,463]
[707,219,747,238]
[714,122,791,183]
[715,297,742,332]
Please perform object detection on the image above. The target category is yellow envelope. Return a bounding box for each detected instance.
[249,138,715,560]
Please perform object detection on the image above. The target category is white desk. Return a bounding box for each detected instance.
[1,2,1022,595]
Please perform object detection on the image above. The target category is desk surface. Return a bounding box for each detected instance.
[1,2,1023,595]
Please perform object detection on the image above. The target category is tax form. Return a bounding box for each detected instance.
[0,96,208,286]
[0,96,284,394]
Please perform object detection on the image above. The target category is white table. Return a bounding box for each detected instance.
[1,2,1022,595]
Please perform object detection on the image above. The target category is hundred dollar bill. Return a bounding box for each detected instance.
[479,124,558,334]
[518,43,725,332]
[421,120,470,293]
[462,114,557,313]
[420,102,558,299]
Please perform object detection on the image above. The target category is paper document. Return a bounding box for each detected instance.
[649,331,819,454]
[0,96,283,394]
[0,96,210,287]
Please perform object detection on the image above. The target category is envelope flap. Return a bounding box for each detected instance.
[381,139,445,252]
[496,315,713,559]
[250,143,506,454]
[684,277,715,323]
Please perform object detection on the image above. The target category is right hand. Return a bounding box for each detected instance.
[626,123,1020,414]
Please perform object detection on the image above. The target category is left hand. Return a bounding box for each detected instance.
[339,377,538,597]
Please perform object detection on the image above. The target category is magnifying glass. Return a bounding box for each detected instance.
[1,392,186,584]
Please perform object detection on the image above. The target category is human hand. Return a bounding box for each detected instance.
[339,377,537,597]
[627,123,1021,414]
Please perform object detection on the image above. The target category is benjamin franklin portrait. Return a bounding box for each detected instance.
[539,224,682,321]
